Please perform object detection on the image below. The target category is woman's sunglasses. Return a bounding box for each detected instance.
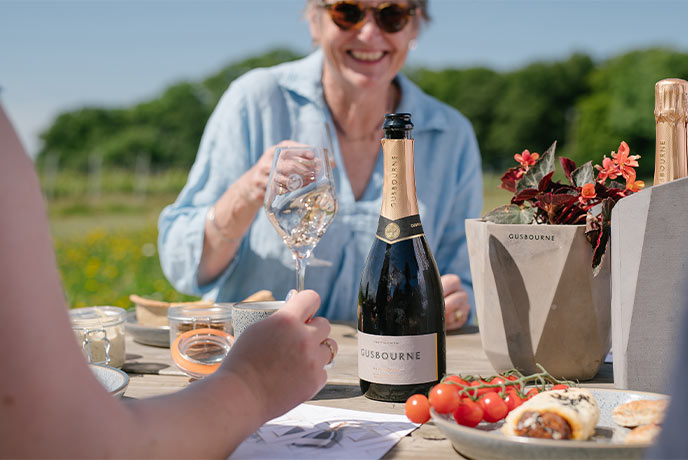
[319,1,417,34]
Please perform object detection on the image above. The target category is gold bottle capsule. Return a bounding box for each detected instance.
[654,78,688,185]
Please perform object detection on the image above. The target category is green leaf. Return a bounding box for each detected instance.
[483,204,536,224]
[516,141,557,193]
[571,161,595,187]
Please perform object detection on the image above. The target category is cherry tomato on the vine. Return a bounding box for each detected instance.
[405,394,431,424]
[504,374,519,382]
[478,392,509,423]
[526,388,541,399]
[467,380,492,398]
[453,398,484,427]
[478,379,492,391]
[504,390,524,412]
[429,383,460,414]
[489,377,509,392]
[444,375,470,388]
[489,376,507,386]
[465,381,478,398]
[552,384,569,390]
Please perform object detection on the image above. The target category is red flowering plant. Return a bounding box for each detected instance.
[484,141,644,275]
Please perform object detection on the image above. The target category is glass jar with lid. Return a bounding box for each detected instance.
[168,304,234,378]
[69,306,126,368]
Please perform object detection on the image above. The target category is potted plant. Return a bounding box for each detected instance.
[466,141,643,379]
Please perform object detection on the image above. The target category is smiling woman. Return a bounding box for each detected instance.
[310,0,421,140]
[158,0,483,331]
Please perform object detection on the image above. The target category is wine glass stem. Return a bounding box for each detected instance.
[295,255,307,291]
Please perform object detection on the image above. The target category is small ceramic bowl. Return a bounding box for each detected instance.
[89,364,129,398]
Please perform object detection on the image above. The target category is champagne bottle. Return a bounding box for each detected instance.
[654,78,688,185]
[357,113,446,402]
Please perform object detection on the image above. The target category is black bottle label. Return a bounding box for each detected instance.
[375,215,424,244]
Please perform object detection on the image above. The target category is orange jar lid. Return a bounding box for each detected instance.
[170,328,234,378]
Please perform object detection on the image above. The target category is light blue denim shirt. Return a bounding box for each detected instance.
[158,50,483,323]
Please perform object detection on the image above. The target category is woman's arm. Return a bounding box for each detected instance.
[0,104,334,458]
[198,140,303,285]
[196,147,272,285]
[158,71,301,294]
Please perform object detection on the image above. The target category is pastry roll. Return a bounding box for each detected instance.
[502,388,599,441]
[612,399,668,427]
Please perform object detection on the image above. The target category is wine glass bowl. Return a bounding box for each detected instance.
[264,146,337,290]
[291,119,338,268]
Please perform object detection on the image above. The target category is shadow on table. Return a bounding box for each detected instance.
[123,362,171,374]
[314,384,362,400]
[592,363,613,384]
[448,325,479,336]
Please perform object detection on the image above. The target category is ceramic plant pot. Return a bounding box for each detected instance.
[465,219,611,380]
[611,178,688,392]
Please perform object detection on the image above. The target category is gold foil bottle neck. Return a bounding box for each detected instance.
[380,138,419,221]
[654,78,688,185]
[655,78,688,123]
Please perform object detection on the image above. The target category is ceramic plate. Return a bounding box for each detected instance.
[89,364,129,398]
[431,387,668,460]
[124,311,170,347]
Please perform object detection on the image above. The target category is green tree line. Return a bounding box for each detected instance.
[37,47,688,178]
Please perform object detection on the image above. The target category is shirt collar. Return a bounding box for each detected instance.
[276,48,449,133]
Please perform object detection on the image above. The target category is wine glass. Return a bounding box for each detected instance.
[264,146,338,291]
[291,119,337,267]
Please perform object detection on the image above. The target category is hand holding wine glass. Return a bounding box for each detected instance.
[291,119,338,268]
[264,146,337,291]
[238,141,305,207]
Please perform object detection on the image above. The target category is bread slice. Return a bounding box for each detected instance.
[612,399,668,427]
[130,291,275,327]
[130,294,173,327]
[240,290,275,302]
[625,423,661,444]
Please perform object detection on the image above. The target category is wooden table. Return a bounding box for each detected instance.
[122,324,613,459]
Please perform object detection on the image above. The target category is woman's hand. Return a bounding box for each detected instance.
[221,290,336,422]
[442,274,470,331]
[236,140,307,207]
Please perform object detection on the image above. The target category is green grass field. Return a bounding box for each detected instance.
[45,171,509,309]
[44,170,197,308]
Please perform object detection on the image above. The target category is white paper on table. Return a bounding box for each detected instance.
[228,403,419,460]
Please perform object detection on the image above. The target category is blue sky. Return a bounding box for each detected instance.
[2,0,688,156]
